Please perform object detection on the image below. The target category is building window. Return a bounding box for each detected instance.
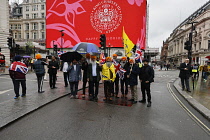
[32,0,38,3]
[14,24,17,29]
[32,23,38,30]
[18,33,21,39]
[41,13,45,18]
[199,42,201,49]
[32,13,38,19]
[26,14,29,19]
[26,0,29,3]
[41,32,45,39]
[14,32,17,39]
[18,24,21,29]
[33,32,38,39]
[32,5,38,11]
[26,32,29,39]
[194,44,196,51]
[41,23,45,30]
[25,23,29,30]
[10,25,13,29]
[26,6,29,11]
[41,5,45,10]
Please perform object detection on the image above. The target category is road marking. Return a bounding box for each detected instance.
[0,89,12,95]
[0,77,63,83]
[167,83,210,135]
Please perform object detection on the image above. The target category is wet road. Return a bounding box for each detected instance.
[0,70,209,140]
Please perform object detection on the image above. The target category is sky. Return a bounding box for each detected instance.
[10,0,209,50]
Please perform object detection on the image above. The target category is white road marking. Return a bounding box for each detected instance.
[0,89,12,95]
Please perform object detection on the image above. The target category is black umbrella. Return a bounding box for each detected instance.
[60,51,83,62]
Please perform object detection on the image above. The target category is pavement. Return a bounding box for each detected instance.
[0,67,209,129]
[173,72,210,120]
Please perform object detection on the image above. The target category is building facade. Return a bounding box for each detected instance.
[9,0,46,44]
[165,1,210,66]
[0,0,10,65]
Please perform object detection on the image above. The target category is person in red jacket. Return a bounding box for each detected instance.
[9,55,28,99]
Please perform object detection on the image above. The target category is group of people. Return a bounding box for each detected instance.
[9,53,155,107]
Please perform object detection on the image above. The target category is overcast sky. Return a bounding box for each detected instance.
[148,0,209,49]
[10,0,209,50]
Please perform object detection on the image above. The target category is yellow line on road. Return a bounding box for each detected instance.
[167,83,210,135]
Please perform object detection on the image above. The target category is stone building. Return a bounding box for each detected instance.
[0,0,10,66]
[166,1,210,65]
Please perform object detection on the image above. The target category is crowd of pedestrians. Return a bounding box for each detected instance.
[9,53,155,107]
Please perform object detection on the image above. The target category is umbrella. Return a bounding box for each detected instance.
[205,56,210,59]
[60,51,83,62]
[72,42,100,53]
[23,56,31,58]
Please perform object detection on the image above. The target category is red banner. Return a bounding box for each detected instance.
[46,0,147,50]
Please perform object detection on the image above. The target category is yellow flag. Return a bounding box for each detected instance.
[122,26,134,57]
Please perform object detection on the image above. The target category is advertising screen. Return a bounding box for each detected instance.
[46,0,147,50]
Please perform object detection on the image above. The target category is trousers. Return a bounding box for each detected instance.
[36,74,44,92]
[141,82,151,102]
[12,79,26,97]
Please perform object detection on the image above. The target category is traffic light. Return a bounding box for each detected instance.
[132,45,137,53]
[0,47,1,52]
[184,41,191,51]
[53,44,58,52]
[7,37,13,49]
[99,34,106,50]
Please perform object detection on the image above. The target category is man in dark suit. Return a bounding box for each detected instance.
[179,59,191,92]
[139,59,154,107]
[48,56,59,89]
[87,55,102,101]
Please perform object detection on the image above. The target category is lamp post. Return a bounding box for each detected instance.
[187,21,198,65]
[59,30,65,52]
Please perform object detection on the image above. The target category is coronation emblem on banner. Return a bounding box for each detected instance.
[90,0,122,33]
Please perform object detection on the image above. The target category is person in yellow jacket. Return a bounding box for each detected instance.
[102,57,116,101]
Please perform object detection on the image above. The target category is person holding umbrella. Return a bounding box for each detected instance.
[68,59,82,99]
[87,55,102,101]
[33,54,48,93]
[48,56,59,89]
[102,57,116,101]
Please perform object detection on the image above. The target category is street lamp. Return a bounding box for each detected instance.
[59,30,65,52]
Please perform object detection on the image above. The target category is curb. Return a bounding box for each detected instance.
[173,78,210,121]
[0,86,86,129]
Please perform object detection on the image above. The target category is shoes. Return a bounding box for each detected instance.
[132,101,137,104]
[115,95,119,98]
[187,90,191,92]
[147,102,151,107]
[53,87,57,89]
[50,87,54,89]
[38,91,45,93]
[70,95,76,99]
[103,97,107,101]
[82,95,85,98]
[94,97,98,101]
[14,96,19,99]
[182,88,185,91]
[21,94,26,97]
[139,100,146,103]
[121,94,124,98]
[109,98,113,101]
[128,99,134,101]
[64,85,68,87]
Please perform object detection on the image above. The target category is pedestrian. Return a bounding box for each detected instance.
[102,57,116,101]
[191,64,199,79]
[127,59,140,104]
[119,57,129,98]
[68,59,82,99]
[81,54,90,98]
[9,55,28,99]
[166,63,170,71]
[179,58,191,92]
[87,55,102,101]
[139,59,154,107]
[48,56,59,89]
[60,61,70,87]
[112,54,120,98]
[33,54,48,93]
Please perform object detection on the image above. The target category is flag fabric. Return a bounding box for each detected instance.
[100,53,105,64]
[118,65,126,80]
[135,49,143,63]
[9,61,28,74]
[123,26,134,57]
[57,51,66,57]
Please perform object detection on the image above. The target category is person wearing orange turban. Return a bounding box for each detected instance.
[127,58,140,104]
[102,56,116,101]
[86,55,102,101]
[33,54,48,93]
